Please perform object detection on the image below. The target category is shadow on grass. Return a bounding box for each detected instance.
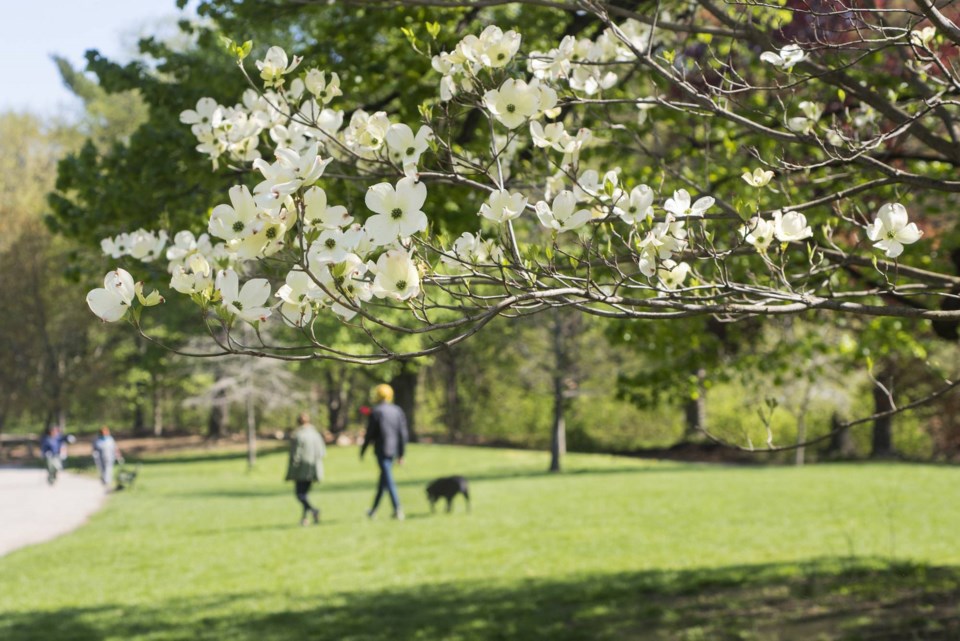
[130,445,288,466]
[3,559,957,641]
[170,463,703,500]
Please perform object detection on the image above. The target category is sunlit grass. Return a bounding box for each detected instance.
[1,445,958,640]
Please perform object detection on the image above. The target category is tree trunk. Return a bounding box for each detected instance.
[548,310,577,473]
[794,382,813,466]
[549,373,566,473]
[871,370,896,458]
[441,347,461,439]
[390,363,418,442]
[826,412,856,459]
[152,379,163,437]
[208,387,227,439]
[325,369,350,436]
[683,368,707,440]
[246,395,257,470]
[133,398,146,436]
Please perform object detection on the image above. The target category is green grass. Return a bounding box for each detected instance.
[1,445,959,640]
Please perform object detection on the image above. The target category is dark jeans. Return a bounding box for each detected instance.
[370,456,401,513]
[294,480,315,515]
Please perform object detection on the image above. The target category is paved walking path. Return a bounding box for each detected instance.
[0,466,106,557]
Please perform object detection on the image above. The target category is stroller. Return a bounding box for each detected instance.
[115,463,142,491]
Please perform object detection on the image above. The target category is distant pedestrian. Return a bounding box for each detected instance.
[91,426,123,487]
[40,426,75,486]
[285,413,326,526]
[360,384,409,520]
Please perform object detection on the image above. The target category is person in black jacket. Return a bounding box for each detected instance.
[360,384,408,520]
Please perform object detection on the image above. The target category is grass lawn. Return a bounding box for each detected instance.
[1,444,958,640]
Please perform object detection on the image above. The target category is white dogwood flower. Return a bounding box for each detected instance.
[170,253,214,296]
[663,189,715,218]
[253,143,331,197]
[865,203,922,258]
[256,46,302,88]
[304,69,342,104]
[772,210,813,242]
[657,260,691,291]
[616,185,655,224]
[215,269,272,324]
[910,26,936,48]
[535,190,592,233]
[179,97,222,130]
[166,231,213,271]
[787,101,822,135]
[303,186,352,230]
[101,229,168,262]
[529,121,573,152]
[343,109,391,155]
[742,168,775,188]
[371,249,420,301]
[483,78,556,130]
[528,35,575,82]
[740,216,776,252]
[442,232,504,270]
[314,254,372,320]
[87,268,137,322]
[760,44,806,71]
[226,219,288,259]
[458,26,521,69]
[275,269,321,327]
[479,189,527,223]
[308,227,365,265]
[209,185,260,242]
[364,176,428,245]
[385,124,434,174]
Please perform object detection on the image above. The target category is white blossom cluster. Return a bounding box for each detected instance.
[88,24,925,328]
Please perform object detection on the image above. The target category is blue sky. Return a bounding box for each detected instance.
[0,0,194,116]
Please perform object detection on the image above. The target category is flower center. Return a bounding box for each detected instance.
[232,221,245,233]
[265,227,277,239]
[391,207,403,219]
[405,146,416,156]
[325,238,337,248]
[234,301,244,311]
[506,104,516,113]
[395,279,407,290]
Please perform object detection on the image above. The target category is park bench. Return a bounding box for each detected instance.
[0,434,38,461]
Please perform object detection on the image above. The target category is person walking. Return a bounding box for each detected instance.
[91,426,123,487]
[285,413,326,526]
[360,384,409,520]
[40,426,75,486]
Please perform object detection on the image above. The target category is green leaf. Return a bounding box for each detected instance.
[400,26,417,48]
[418,102,434,122]
[425,21,441,40]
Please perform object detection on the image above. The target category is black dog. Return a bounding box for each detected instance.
[426,476,470,513]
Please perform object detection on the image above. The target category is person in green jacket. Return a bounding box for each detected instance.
[285,413,326,526]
